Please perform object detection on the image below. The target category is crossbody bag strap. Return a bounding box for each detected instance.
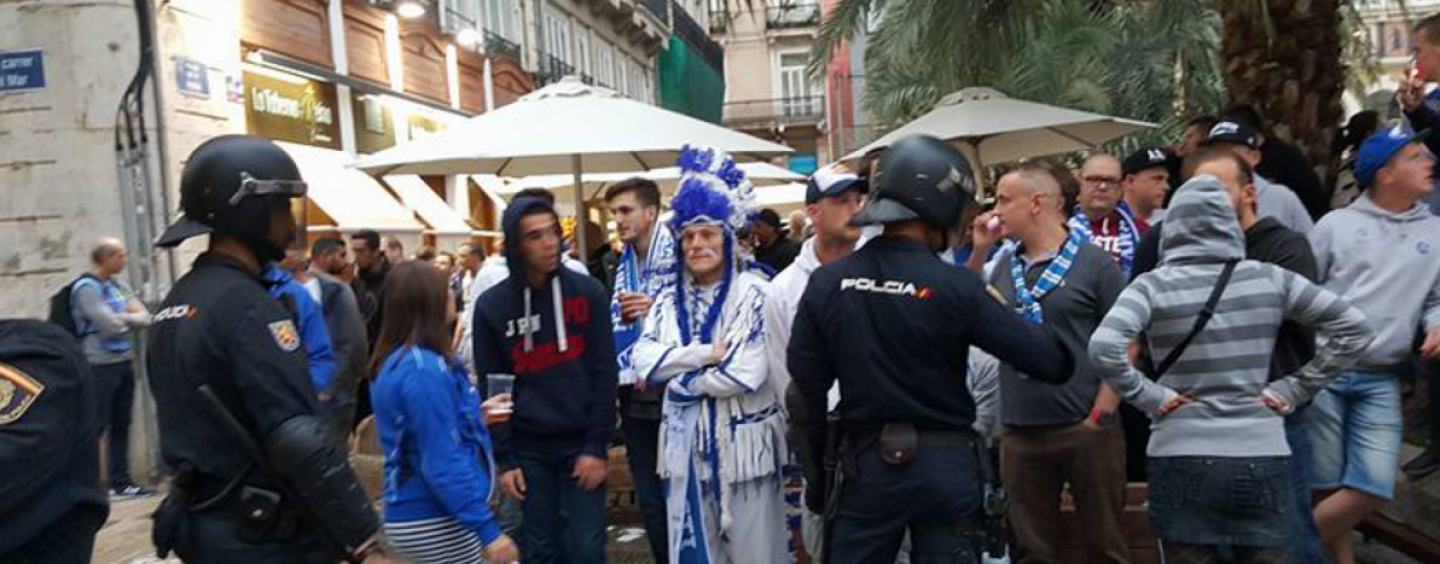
[1153,260,1238,377]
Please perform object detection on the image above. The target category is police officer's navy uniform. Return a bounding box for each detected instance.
[788,136,1075,564]
[148,252,339,560]
[0,320,108,563]
[147,135,381,563]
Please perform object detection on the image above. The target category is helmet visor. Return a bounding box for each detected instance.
[229,172,308,206]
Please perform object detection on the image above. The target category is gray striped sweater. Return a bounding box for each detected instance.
[1088,176,1374,458]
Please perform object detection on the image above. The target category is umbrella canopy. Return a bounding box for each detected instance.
[496,162,804,200]
[845,87,1152,173]
[351,76,791,252]
[352,77,793,177]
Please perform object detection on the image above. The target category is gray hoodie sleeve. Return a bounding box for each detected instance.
[1265,267,1375,408]
[74,283,132,338]
[1087,277,1180,416]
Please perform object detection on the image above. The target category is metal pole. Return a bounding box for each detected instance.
[573,154,587,258]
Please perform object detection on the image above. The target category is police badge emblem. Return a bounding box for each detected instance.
[268,320,301,353]
[0,362,45,425]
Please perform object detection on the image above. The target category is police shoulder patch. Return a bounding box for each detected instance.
[268,320,301,353]
[0,362,45,425]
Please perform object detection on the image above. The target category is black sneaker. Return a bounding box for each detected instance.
[1402,449,1440,479]
[108,483,157,499]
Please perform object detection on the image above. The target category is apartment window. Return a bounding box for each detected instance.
[543,9,573,64]
[576,27,593,79]
[597,42,616,88]
[778,51,817,117]
[481,0,519,42]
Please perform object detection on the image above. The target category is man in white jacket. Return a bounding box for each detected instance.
[763,165,867,561]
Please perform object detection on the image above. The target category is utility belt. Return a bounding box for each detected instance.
[820,422,1009,562]
[152,462,307,557]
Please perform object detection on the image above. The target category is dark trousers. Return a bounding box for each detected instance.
[1429,359,1440,448]
[1000,422,1131,564]
[826,445,983,564]
[92,361,135,488]
[517,447,607,564]
[1160,543,1288,564]
[2,504,107,564]
[173,510,332,564]
[621,412,668,562]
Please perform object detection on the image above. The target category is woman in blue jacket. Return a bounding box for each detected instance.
[369,261,519,564]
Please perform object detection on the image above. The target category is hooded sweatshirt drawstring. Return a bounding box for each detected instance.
[553,276,568,353]
[520,274,568,354]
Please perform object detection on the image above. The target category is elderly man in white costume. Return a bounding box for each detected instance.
[632,146,788,564]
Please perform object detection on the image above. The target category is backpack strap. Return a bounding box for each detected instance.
[1153,260,1238,378]
[69,274,103,336]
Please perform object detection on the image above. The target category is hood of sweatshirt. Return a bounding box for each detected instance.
[501,197,571,354]
[1159,175,1246,266]
[1348,192,1435,224]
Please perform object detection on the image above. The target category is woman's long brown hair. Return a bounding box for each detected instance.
[367,260,455,380]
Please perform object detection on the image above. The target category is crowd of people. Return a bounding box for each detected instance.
[14,17,1440,564]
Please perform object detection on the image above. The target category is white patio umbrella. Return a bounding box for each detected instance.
[495,161,804,201]
[846,87,1153,192]
[352,77,793,253]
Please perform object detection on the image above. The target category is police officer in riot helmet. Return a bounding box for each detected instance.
[788,135,1075,563]
[147,135,394,563]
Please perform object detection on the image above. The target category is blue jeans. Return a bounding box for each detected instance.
[516,446,607,564]
[1284,417,1327,564]
[1305,371,1404,500]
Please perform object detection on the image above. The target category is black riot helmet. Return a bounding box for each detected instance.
[156,135,307,262]
[849,135,977,231]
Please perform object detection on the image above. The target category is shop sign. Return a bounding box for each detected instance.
[243,69,340,149]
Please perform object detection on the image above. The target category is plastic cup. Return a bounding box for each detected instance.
[485,374,515,423]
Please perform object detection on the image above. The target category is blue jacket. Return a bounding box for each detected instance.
[263,266,336,393]
[372,347,502,545]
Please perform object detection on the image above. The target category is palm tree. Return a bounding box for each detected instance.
[812,0,1224,155]
[816,0,1377,174]
[1213,0,1345,175]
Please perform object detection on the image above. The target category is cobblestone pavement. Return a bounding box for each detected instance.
[93,496,657,564]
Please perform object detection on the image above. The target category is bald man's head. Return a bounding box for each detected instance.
[91,237,128,278]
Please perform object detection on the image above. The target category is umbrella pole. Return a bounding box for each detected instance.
[573,154,587,262]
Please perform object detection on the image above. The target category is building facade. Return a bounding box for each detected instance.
[1351,0,1440,117]
[709,0,826,174]
[0,0,678,483]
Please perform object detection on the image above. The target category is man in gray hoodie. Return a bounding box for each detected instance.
[1306,127,1440,564]
[1089,176,1373,563]
[71,238,154,498]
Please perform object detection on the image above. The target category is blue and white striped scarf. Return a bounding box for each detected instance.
[612,224,677,386]
[1011,228,1089,324]
[1068,201,1141,277]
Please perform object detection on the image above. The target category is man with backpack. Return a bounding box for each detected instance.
[64,238,153,497]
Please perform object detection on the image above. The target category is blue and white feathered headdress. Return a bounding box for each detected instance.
[669,145,755,234]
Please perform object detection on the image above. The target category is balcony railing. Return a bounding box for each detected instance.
[484,30,521,61]
[723,96,825,127]
[536,53,576,87]
[708,11,728,34]
[637,0,670,22]
[767,4,820,29]
[672,0,724,73]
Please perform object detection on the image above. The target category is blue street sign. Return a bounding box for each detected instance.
[0,49,45,93]
[175,57,210,99]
